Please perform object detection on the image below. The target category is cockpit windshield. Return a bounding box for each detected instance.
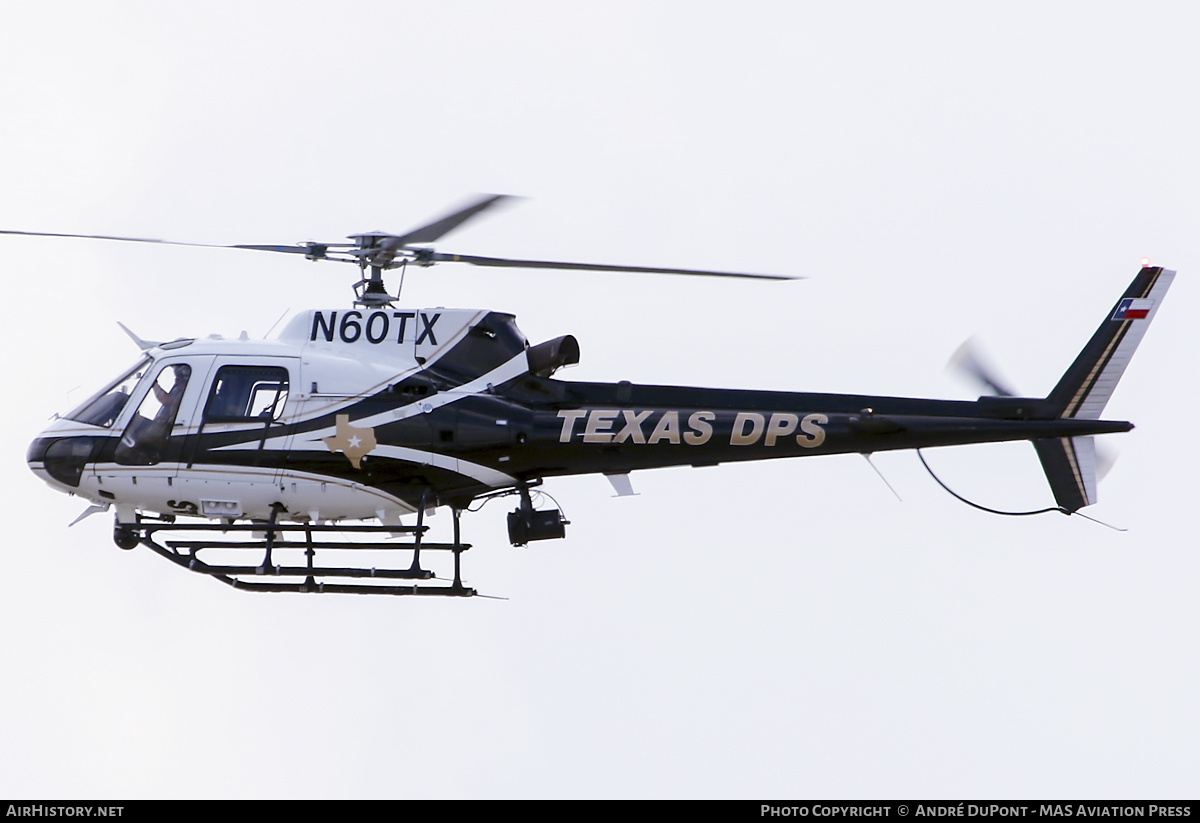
[64,357,152,428]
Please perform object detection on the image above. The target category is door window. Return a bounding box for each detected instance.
[115,364,192,465]
[203,366,290,422]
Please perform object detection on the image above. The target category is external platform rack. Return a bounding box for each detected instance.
[128,518,476,597]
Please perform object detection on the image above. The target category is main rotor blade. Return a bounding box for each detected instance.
[0,229,318,256]
[428,252,798,280]
[228,243,319,255]
[381,194,514,249]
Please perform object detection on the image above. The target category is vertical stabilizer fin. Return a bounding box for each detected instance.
[1033,266,1174,511]
[1046,266,1175,420]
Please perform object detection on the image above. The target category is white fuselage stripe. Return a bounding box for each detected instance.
[207,351,529,487]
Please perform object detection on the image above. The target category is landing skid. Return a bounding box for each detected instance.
[120,508,476,597]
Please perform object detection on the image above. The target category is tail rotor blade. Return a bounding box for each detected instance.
[1096,445,1118,481]
[948,336,1018,397]
[948,336,1122,483]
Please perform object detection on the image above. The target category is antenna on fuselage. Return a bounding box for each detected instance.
[117,322,161,352]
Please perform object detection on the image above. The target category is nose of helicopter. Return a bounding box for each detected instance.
[27,433,56,483]
[27,434,50,477]
[27,433,98,491]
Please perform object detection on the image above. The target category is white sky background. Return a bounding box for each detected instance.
[1,1,1197,799]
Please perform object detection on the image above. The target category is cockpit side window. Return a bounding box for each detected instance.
[203,366,290,423]
[65,357,152,428]
[114,364,192,466]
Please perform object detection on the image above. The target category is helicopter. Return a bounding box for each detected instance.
[17,195,1175,597]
